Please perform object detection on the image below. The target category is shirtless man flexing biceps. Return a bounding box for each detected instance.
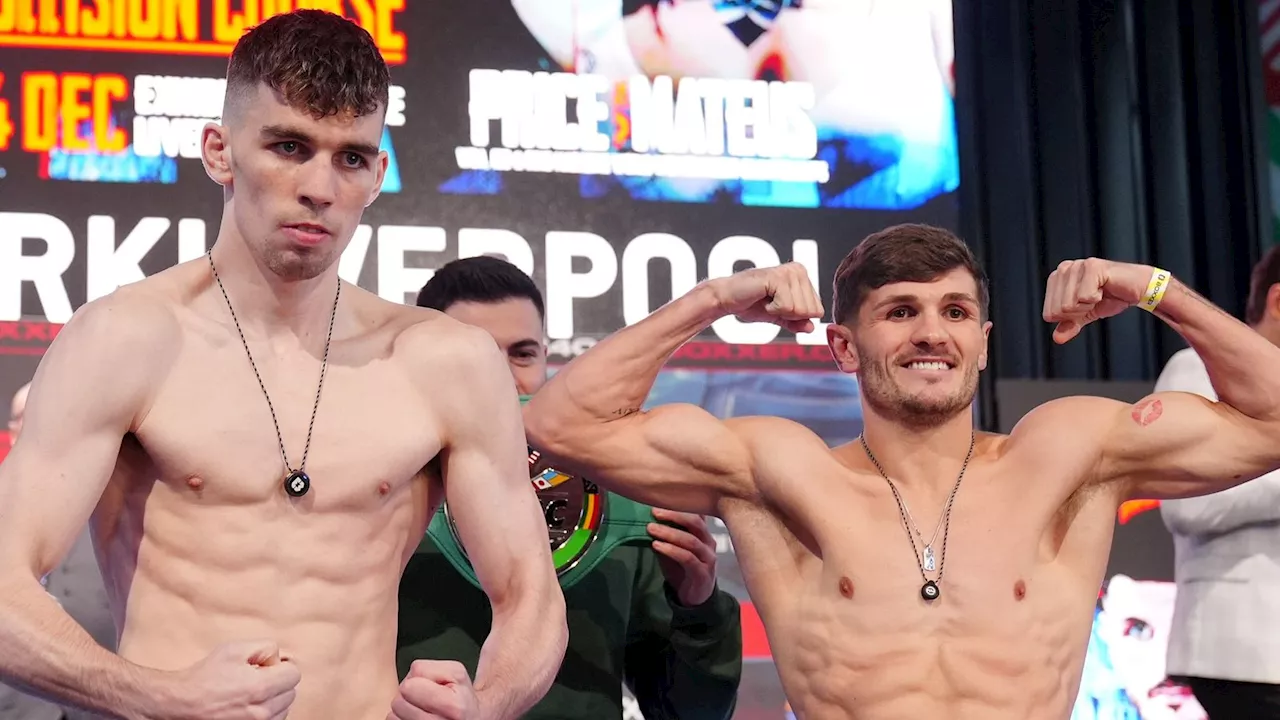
[524,223,1280,719]
[0,10,566,720]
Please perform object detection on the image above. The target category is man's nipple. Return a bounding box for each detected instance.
[186,476,204,491]
[378,481,391,496]
[1014,579,1027,601]
[838,576,855,599]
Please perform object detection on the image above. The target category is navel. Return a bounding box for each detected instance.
[838,576,855,599]
[185,476,205,491]
[378,481,391,496]
[1014,579,1027,601]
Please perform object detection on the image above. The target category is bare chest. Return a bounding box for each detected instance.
[126,337,441,512]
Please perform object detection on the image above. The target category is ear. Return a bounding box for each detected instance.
[1267,283,1280,322]
[365,150,389,208]
[978,319,993,371]
[201,122,233,186]
[826,322,859,374]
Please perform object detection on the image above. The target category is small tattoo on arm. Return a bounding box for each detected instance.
[1156,282,1230,323]
[1131,398,1163,427]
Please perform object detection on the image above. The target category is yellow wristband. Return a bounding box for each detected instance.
[1138,267,1171,313]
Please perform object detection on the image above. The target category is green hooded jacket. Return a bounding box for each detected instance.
[396,490,743,719]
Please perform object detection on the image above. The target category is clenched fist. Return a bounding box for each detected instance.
[1042,258,1158,343]
[160,640,300,720]
[389,660,479,720]
[708,263,825,333]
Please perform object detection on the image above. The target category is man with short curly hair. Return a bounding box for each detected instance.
[0,10,565,720]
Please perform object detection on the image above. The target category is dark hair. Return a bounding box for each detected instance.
[225,9,390,120]
[416,257,545,319]
[1246,246,1280,326]
[831,223,989,324]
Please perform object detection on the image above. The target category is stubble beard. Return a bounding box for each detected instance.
[856,345,978,429]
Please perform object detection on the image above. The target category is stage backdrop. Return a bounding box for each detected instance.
[0,2,1186,719]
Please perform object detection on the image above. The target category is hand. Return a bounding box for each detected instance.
[159,640,300,720]
[389,660,479,720]
[648,508,719,607]
[1042,258,1156,344]
[709,263,825,334]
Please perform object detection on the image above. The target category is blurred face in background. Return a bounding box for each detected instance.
[443,299,547,396]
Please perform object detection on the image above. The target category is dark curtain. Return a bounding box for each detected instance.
[954,0,1271,429]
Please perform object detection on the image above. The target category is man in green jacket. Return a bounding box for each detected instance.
[397,256,743,719]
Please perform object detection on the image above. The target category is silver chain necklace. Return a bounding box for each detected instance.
[859,432,974,601]
[208,253,339,498]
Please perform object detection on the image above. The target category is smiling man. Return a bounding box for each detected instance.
[0,10,564,720]
[523,222,1280,719]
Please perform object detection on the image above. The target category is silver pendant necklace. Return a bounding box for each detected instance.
[859,432,974,601]
[209,253,339,498]
[900,496,947,571]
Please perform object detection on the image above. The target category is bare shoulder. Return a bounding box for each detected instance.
[52,282,182,366]
[724,415,831,452]
[29,281,183,431]
[385,303,504,373]
[1003,395,1131,493]
[1007,395,1127,448]
[722,415,839,494]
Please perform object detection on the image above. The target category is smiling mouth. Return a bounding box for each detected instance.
[902,360,955,371]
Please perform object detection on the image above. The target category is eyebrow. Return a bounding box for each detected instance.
[876,292,979,308]
[259,123,381,157]
[508,339,542,353]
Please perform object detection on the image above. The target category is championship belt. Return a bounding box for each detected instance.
[426,398,654,589]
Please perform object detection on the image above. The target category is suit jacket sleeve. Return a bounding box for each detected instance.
[623,549,743,720]
[1156,349,1280,536]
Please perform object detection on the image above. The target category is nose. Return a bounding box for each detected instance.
[512,365,545,396]
[909,309,949,349]
[296,158,338,211]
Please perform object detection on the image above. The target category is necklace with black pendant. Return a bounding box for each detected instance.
[209,254,338,499]
[859,431,974,602]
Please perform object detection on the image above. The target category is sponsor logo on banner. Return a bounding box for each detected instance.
[0,213,838,367]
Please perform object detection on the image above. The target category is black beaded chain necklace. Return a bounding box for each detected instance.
[858,432,975,601]
[208,253,339,499]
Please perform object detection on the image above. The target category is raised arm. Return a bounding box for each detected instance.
[1041,259,1280,500]
[410,322,566,720]
[523,264,825,516]
[1149,349,1280,535]
[0,295,180,716]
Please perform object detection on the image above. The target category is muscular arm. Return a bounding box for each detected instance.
[1085,279,1280,499]
[1151,349,1280,536]
[523,283,758,516]
[424,323,567,719]
[0,296,177,717]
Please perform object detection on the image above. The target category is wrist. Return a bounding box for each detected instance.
[665,581,734,626]
[123,667,180,720]
[694,279,732,319]
[1132,264,1171,313]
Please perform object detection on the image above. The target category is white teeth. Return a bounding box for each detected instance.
[907,361,949,371]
